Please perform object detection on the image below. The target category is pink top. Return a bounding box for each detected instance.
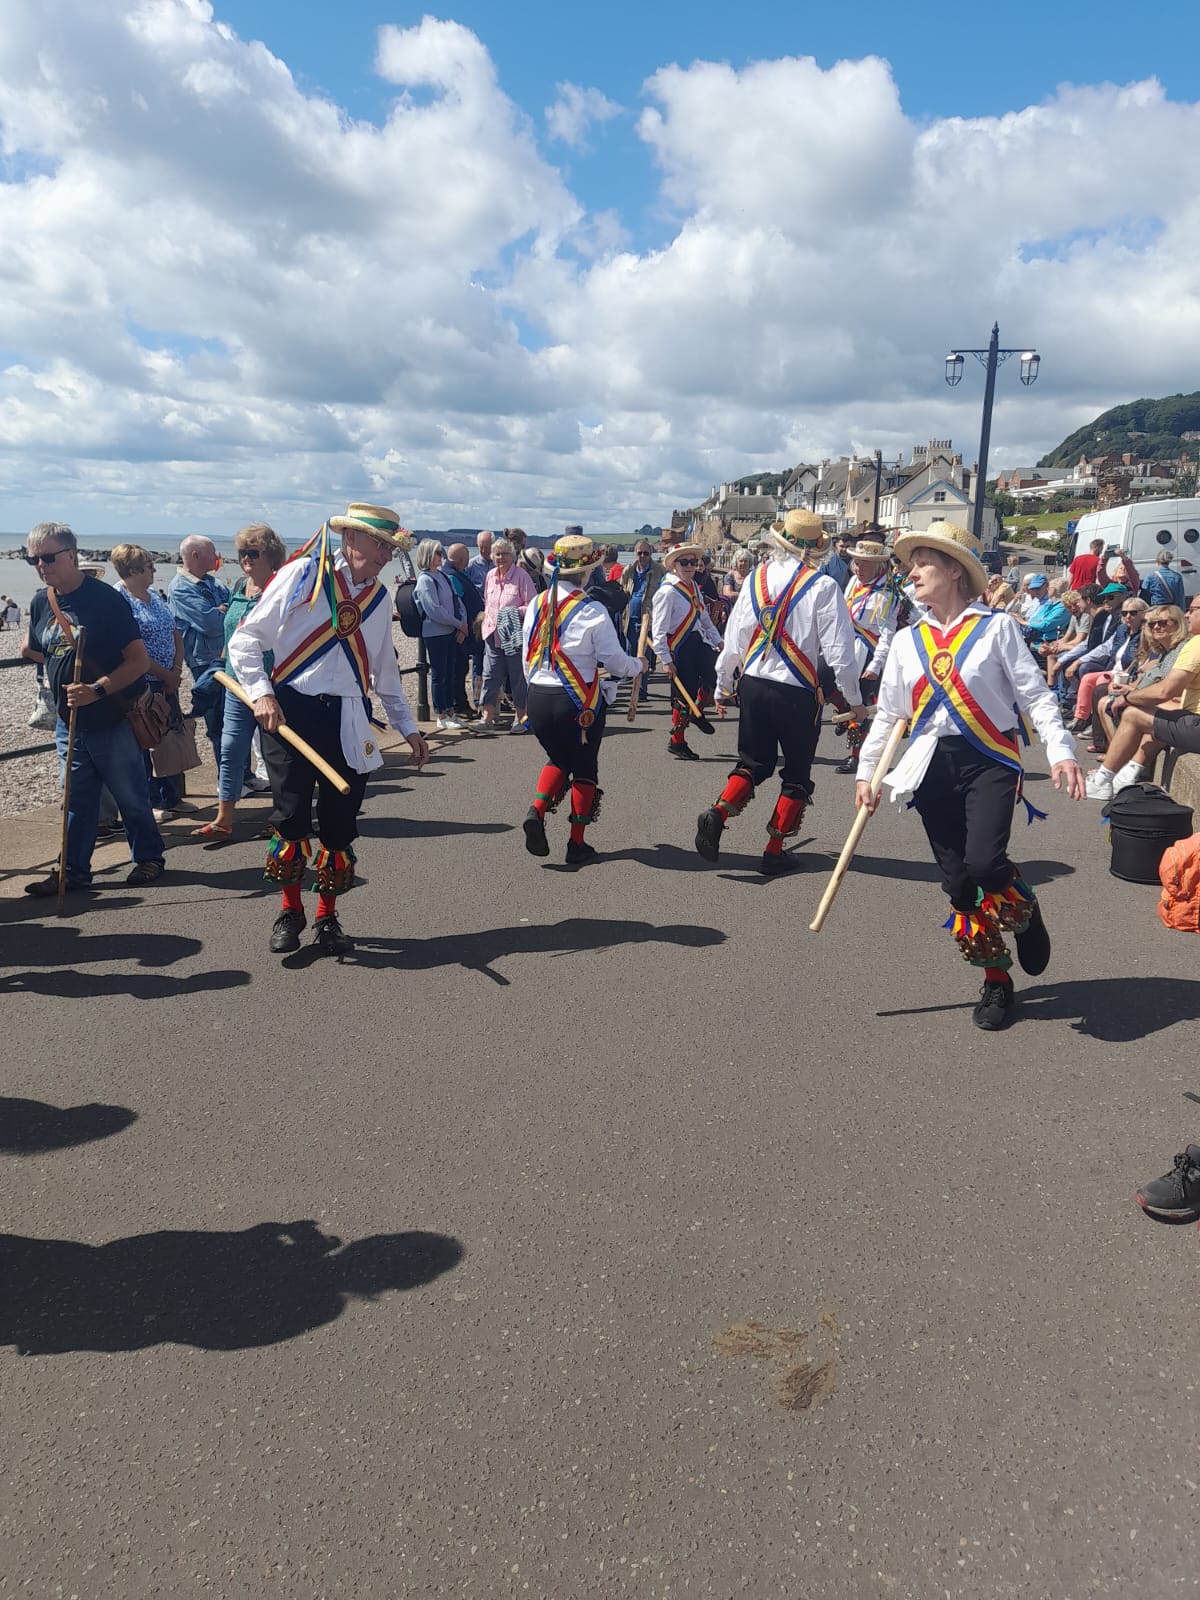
[483,564,535,641]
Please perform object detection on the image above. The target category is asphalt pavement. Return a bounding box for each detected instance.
[3,689,1199,1598]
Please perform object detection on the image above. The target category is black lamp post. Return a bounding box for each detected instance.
[945,322,1039,551]
[870,449,882,529]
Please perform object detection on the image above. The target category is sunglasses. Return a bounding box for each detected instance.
[238,548,264,561]
[1121,609,1142,617]
[1147,619,1173,628]
[25,549,68,565]
[675,558,699,568]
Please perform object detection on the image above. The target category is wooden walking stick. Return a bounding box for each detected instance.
[809,717,908,934]
[57,624,87,915]
[626,612,652,722]
[214,670,352,796]
[669,672,716,735]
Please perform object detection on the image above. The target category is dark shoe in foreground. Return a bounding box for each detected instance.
[24,872,88,899]
[1014,899,1051,975]
[523,807,550,857]
[759,850,799,877]
[834,755,858,776]
[565,840,598,867]
[1136,1145,1200,1222]
[126,859,166,887]
[269,908,307,953]
[695,807,723,862]
[669,742,700,761]
[314,914,355,957]
[973,976,1015,1031]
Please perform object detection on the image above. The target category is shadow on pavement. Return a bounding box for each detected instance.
[3,966,252,1000]
[0,1098,137,1156]
[0,1221,464,1355]
[573,843,715,874]
[358,817,514,840]
[0,926,201,969]
[294,915,726,985]
[879,975,1200,1042]
[850,855,1076,887]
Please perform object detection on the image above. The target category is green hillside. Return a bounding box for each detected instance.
[1038,393,1200,467]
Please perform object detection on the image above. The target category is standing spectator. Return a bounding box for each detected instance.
[445,543,485,719]
[112,543,187,822]
[415,540,468,732]
[822,535,851,590]
[168,535,230,760]
[620,539,664,703]
[1140,550,1186,610]
[1068,537,1105,591]
[479,536,535,731]
[465,532,493,707]
[722,551,753,608]
[523,547,547,593]
[192,524,289,839]
[605,545,623,582]
[20,522,164,897]
[0,595,8,630]
[5,597,18,628]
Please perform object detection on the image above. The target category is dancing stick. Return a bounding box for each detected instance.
[670,672,715,735]
[58,625,86,915]
[214,670,351,796]
[809,718,908,934]
[626,612,652,722]
[831,706,880,725]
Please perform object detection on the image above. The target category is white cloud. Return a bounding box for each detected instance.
[545,82,621,150]
[0,6,1198,540]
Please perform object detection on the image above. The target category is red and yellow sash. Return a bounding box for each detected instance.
[910,616,1020,771]
[743,563,820,692]
[846,576,889,648]
[272,559,387,698]
[666,579,702,654]
[526,586,602,729]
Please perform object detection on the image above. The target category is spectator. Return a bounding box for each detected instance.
[415,539,468,732]
[0,594,8,630]
[112,543,187,823]
[1140,550,1186,610]
[445,542,485,720]
[987,581,1015,611]
[465,532,493,707]
[20,522,164,897]
[723,551,753,607]
[1015,572,1047,620]
[1066,595,1147,732]
[620,539,664,703]
[1092,604,1188,753]
[1085,597,1200,798]
[191,524,289,839]
[604,545,623,582]
[1021,577,1071,651]
[523,546,547,593]
[822,535,851,590]
[1043,589,1095,695]
[5,596,18,628]
[168,534,230,761]
[479,536,535,731]
[1068,537,1106,591]
[1105,547,1141,596]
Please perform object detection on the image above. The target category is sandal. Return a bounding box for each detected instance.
[191,821,233,839]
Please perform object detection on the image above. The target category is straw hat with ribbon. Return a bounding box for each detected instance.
[663,543,704,571]
[328,503,410,548]
[546,534,602,582]
[768,509,830,560]
[892,521,988,600]
[848,537,889,564]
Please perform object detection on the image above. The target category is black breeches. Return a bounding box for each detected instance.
[672,634,717,704]
[526,684,606,784]
[735,675,821,797]
[911,738,1019,912]
[262,685,369,849]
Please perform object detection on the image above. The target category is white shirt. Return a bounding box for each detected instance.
[716,556,861,704]
[856,602,1076,792]
[843,573,902,676]
[228,548,418,772]
[523,583,645,706]
[650,575,723,666]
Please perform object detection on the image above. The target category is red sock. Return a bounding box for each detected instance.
[697,687,711,710]
[670,707,687,744]
[280,883,302,913]
[764,794,805,856]
[532,764,565,818]
[569,782,596,845]
[984,965,1008,984]
[316,892,337,920]
[715,772,754,819]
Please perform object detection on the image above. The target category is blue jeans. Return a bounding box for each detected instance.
[145,753,180,812]
[55,717,164,884]
[218,688,258,803]
[424,632,457,716]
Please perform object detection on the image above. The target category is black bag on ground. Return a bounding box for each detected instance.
[1102,782,1195,884]
[394,579,423,639]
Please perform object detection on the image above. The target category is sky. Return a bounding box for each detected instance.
[1,0,1199,539]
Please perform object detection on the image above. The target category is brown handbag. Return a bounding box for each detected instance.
[150,702,202,776]
[126,687,172,750]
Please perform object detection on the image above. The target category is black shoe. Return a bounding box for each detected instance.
[695,807,723,862]
[523,807,550,857]
[24,871,88,899]
[269,908,307,953]
[126,858,166,887]
[565,840,598,867]
[759,850,799,876]
[834,755,858,776]
[1014,899,1051,975]
[1136,1145,1200,1222]
[973,976,1015,1031]
[314,914,354,957]
[669,742,700,761]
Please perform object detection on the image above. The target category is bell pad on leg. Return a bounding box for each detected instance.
[312,845,357,895]
[264,833,310,885]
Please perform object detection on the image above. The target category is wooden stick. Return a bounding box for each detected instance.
[809,718,908,934]
[58,625,86,915]
[214,670,352,795]
[626,612,652,722]
[831,706,880,726]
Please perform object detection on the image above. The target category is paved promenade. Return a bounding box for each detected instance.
[3,691,1199,1598]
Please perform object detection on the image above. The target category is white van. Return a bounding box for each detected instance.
[1067,498,1200,597]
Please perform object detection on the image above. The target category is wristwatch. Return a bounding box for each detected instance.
[91,681,108,699]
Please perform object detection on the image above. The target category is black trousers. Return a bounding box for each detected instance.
[262,685,369,849]
[672,633,717,705]
[734,675,821,797]
[911,737,1019,913]
[527,683,607,785]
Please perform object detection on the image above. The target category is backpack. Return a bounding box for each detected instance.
[394,579,423,639]
[1158,831,1200,932]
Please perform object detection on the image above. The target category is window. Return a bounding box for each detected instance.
[1156,529,1173,545]
[932,490,946,503]
[1184,528,1199,544]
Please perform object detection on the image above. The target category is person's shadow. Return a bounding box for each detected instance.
[0,1097,137,1155]
[878,975,1200,1042]
[0,1222,464,1355]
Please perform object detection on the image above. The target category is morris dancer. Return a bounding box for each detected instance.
[695,510,862,874]
[228,503,429,956]
[651,543,723,760]
[522,535,646,866]
[854,522,1083,1032]
[824,534,904,775]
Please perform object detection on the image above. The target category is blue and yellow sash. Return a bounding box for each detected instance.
[272,550,387,700]
[846,576,890,649]
[526,586,602,733]
[910,615,1020,771]
[743,563,820,692]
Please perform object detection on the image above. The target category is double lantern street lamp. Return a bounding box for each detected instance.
[944,322,1040,549]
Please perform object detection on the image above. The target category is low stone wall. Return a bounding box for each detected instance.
[1166,751,1200,826]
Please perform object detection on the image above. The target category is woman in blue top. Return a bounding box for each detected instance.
[414,539,468,731]
[113,543,185,819]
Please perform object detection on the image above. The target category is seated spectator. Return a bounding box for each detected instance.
[192,524,289,839]
[1140,550,1186,610]
[415,539,469,733]
[1092,605,1187,752]
[1020,577,1070,651]
[1015,572,1047,620]
[987,581,1015,611]
[1085,597,1200,798]
[479,536,535,731]
[112,543,188,822]
[21,522,164,896]
[1043,589,1094,694]
[1064,594,1146,730]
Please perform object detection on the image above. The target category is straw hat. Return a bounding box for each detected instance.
[548,534,601,580]
[663,543,704,571]
[848,537,889,563]
[892,521,988,600]
[768,509,830,560]
[328,503,409,548]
